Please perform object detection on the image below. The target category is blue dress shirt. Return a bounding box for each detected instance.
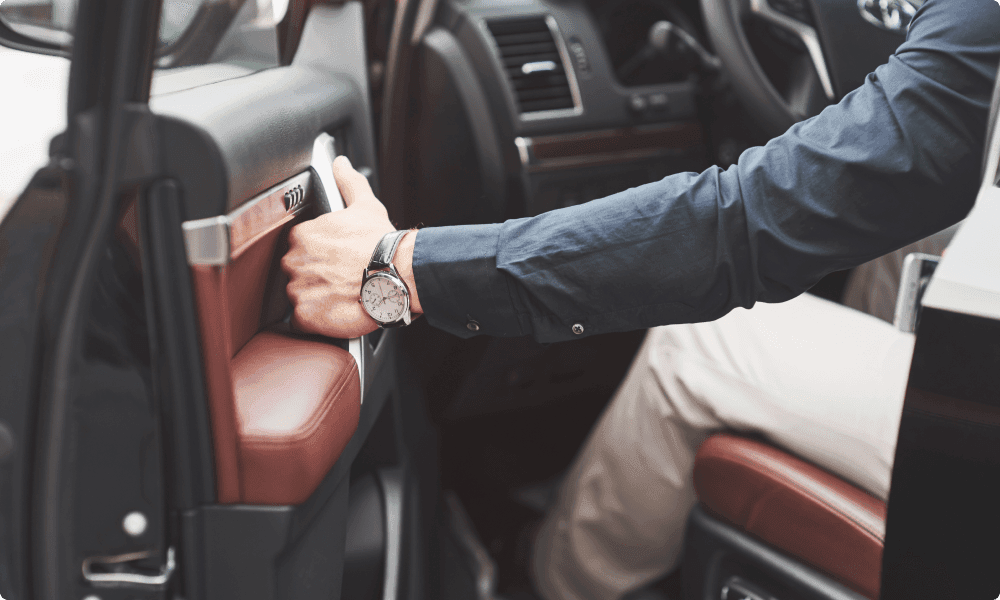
[412,0,1000,343]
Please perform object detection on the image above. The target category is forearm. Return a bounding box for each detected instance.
[409,0,999,343]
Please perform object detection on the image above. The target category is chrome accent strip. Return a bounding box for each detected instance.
[380,468,404,600]
[444,492,498,598]
[514,137,533,166]
[749,0,836,101]
[182,171,313,265]
[894,253,940,333]
[522,60,557,75]
[182,216,229,266]
[311,132,345,213]
[82,547,175,587]
[348,337,370,403]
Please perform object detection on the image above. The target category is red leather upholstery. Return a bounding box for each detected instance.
[694,434,886,600]
[189,208,360,505]
[232,331,360,505]
[191,264,242,503]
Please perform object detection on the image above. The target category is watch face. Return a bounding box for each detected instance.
[361,274,408,324]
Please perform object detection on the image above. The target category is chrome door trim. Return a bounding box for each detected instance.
[81,547,175,587]
[182,171,313,265]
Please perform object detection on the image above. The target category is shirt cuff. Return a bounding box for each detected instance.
[411,224,526,338]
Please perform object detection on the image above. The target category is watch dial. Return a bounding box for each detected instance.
[361,276,407,323]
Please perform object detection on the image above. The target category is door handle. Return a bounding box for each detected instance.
[310,132,370,400]
[82,547,175,587]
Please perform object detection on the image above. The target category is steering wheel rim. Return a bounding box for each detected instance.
[701,0,911,138]
[701,0,831,136]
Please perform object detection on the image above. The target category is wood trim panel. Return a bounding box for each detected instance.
[518,122,703,172]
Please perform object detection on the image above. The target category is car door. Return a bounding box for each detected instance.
[0,2,435,599]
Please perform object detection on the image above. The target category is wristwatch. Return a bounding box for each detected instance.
[359,230,413,328]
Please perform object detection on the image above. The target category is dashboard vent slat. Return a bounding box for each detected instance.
[503,53,560,68]
[487,17,576,115]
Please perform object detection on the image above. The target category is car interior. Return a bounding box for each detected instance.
[4,0,991,599]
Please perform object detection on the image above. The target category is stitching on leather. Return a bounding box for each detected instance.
[713,444,885,543]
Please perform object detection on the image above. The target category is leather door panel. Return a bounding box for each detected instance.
[190,263,243,502]
[186,173,361,505]
[232,331,360,505]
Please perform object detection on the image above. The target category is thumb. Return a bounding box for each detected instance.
[332,156,374,208]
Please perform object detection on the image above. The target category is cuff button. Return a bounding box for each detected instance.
[572,323,585,335]
[467,320,481,332]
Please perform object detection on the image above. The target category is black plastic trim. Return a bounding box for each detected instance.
[32,3,163,599]
[880,307,1000,599]
[422,27,506,219]
[140,179,217,508]
[150,3,378,220]
[0,13,67,57]
[683,507,867,600]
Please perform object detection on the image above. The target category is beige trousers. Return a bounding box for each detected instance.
[531,229,955,600]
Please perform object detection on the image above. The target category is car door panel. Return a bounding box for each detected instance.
[181,168,361,505]
[0,2,421,599]
[0,5,170,600]
[145,4,414,599]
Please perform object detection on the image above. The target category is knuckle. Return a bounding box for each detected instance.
[284,282,300,304]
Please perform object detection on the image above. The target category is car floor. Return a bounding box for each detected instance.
[437,381,684,600]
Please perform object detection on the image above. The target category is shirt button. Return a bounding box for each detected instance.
[467,320,481,332]
[572,323,585,335]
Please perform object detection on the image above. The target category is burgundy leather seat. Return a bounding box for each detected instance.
[694,434,886,599]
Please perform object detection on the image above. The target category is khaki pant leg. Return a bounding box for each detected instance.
[532,294,914,600]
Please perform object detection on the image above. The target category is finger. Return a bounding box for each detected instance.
[289,305,314,335]
[332,156,374,208]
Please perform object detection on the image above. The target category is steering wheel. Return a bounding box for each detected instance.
[700,0,911,137]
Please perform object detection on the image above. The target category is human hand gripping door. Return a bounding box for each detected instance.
[282,156,423,339]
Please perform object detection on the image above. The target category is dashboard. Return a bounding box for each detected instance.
[398,0,730,227]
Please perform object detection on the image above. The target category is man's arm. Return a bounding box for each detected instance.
[284,0,1000,342]
[411,0,1000,342]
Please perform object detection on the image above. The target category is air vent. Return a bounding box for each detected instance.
[487,17,576,115]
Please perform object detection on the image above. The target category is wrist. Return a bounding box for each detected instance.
[395,228,422,314]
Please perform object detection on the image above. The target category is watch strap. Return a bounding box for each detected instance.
[368,230,409,271]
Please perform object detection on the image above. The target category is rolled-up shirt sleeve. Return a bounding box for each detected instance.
[412,0,1000,343]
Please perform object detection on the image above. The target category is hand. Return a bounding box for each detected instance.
[282,156,421,339]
